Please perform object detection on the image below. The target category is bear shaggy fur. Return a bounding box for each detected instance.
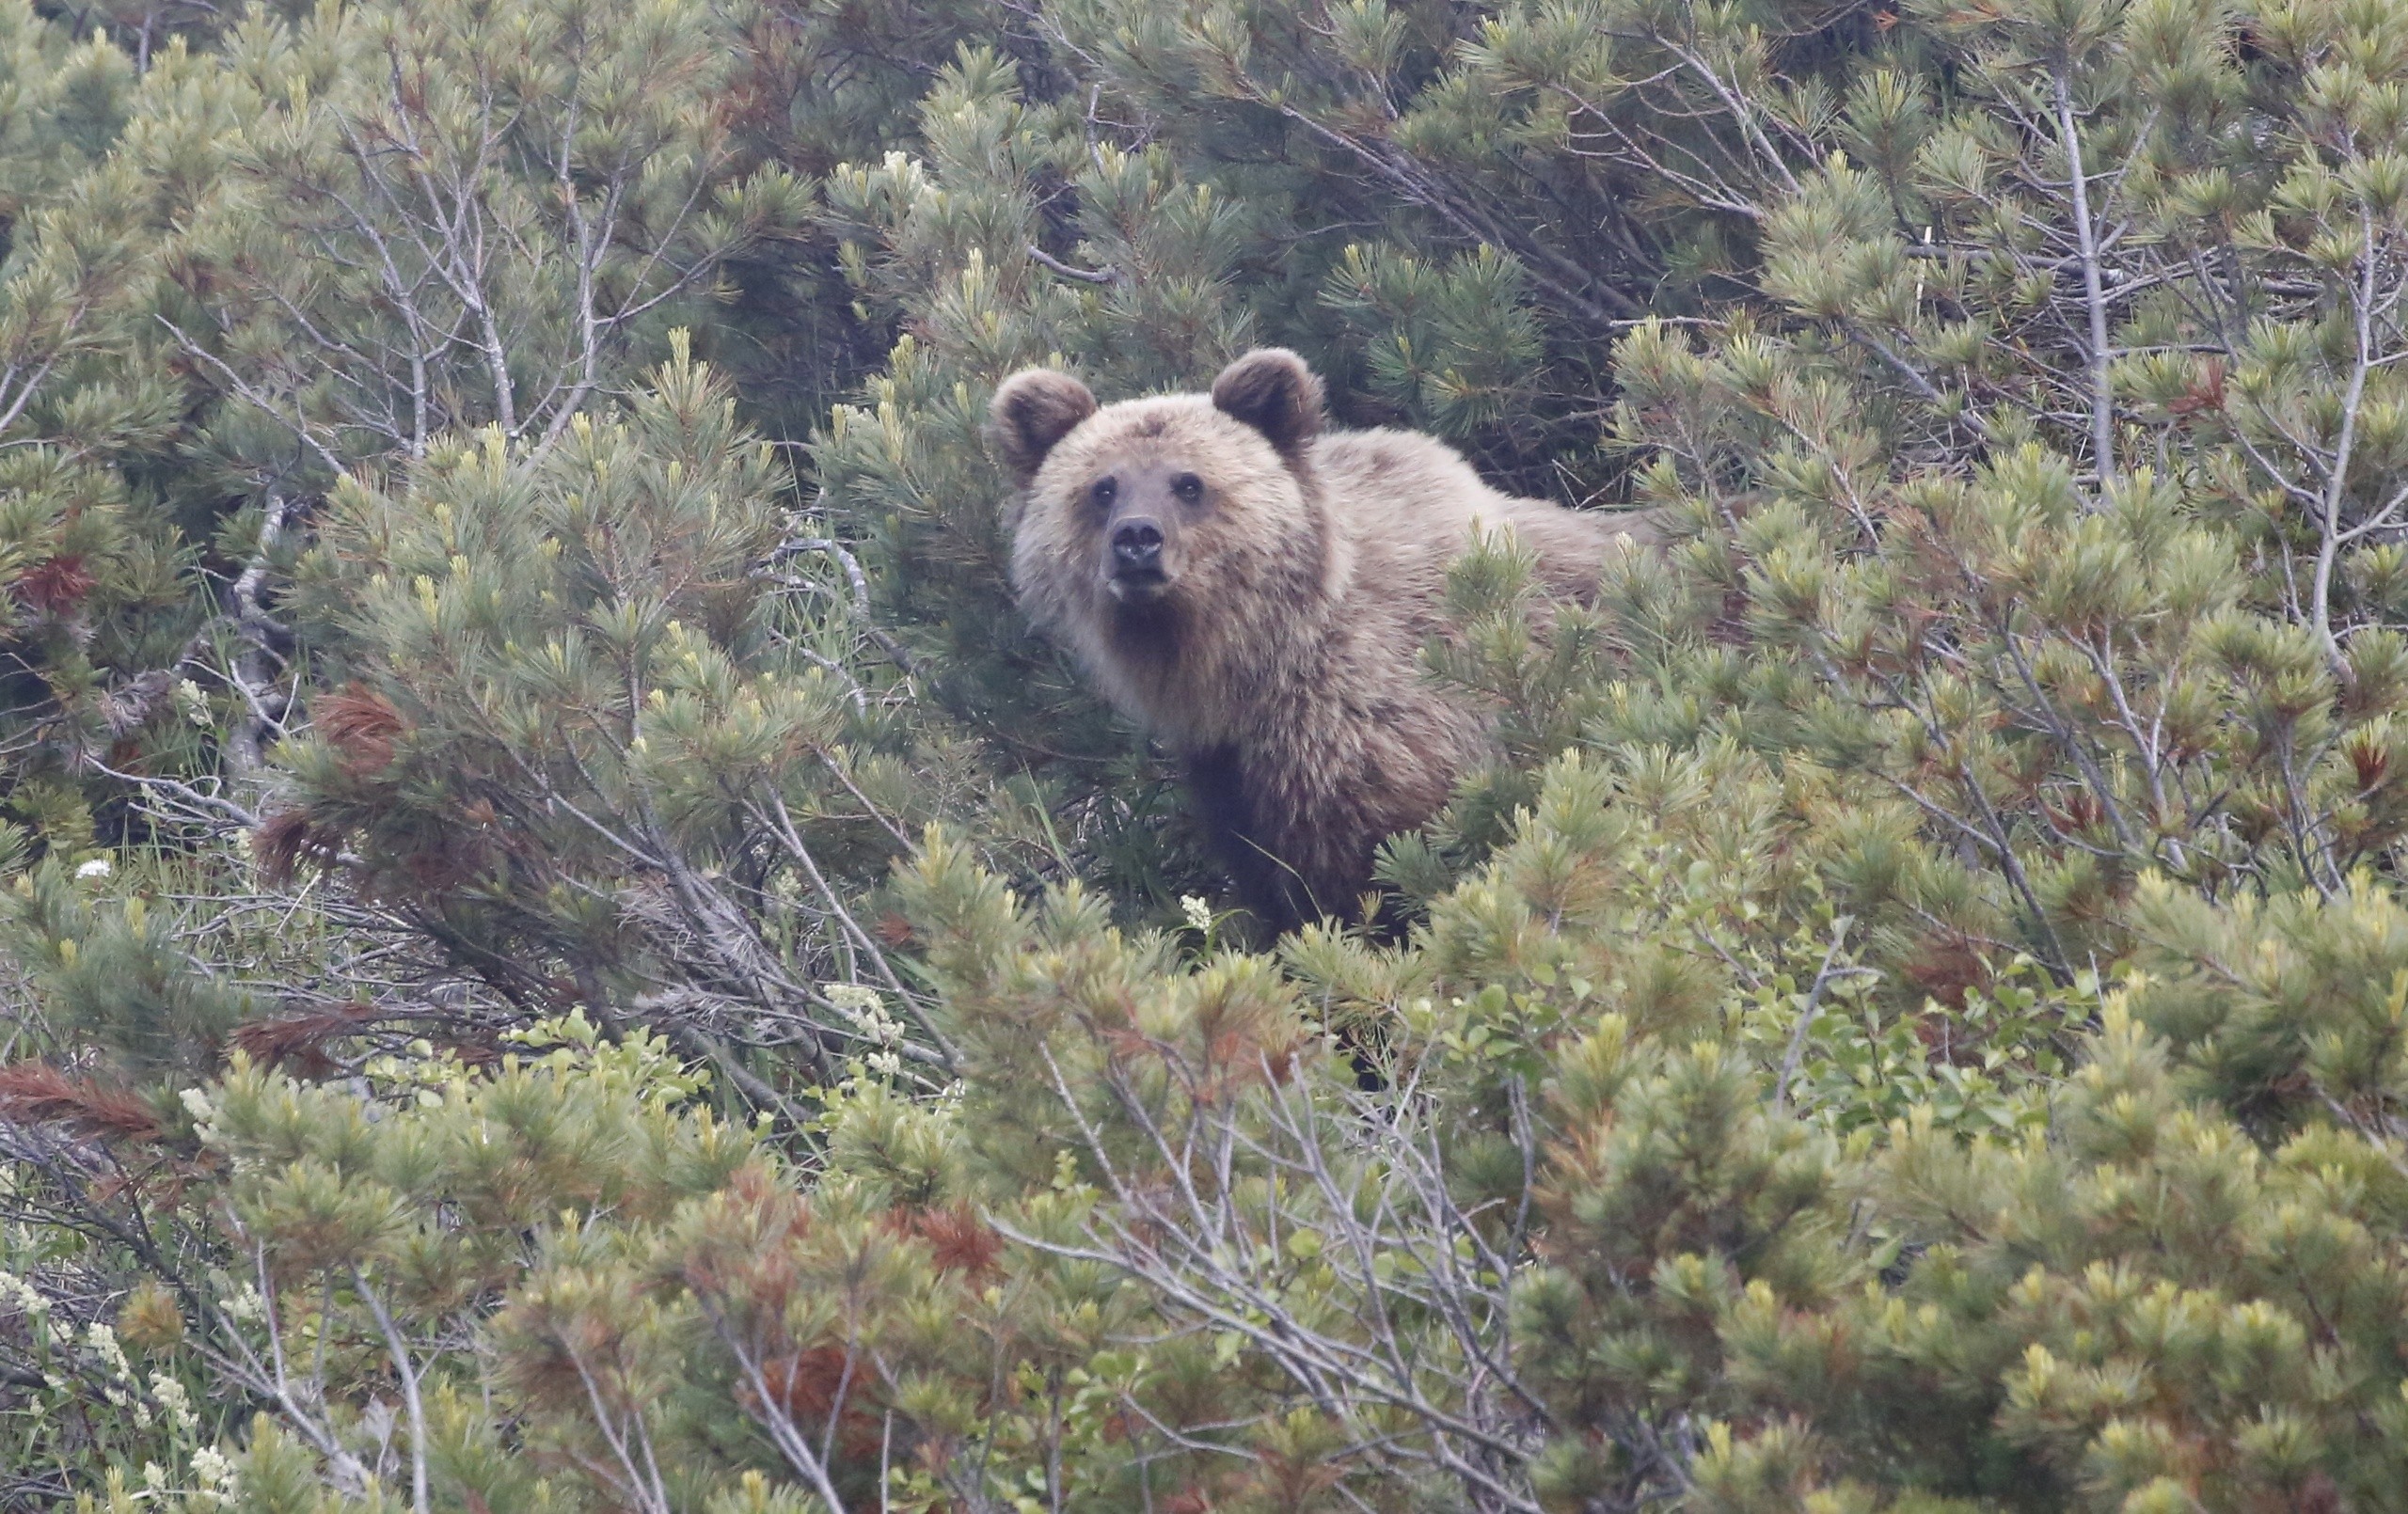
[990,348,1657,935]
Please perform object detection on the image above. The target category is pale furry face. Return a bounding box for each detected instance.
[987,351,1338,741]
[1015,397,1309,614]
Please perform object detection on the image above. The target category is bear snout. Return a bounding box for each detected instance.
[1107,517,1171,600]
[1112,518,1164,570]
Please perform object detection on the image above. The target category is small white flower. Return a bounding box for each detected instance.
[823,982,882,1015]
[0,1270,49,1318]
[1180,895,1213,935]
[190,1444,239,1503]
[826,983,902,1046]
[86,1321,133,1381]
[142,1462,168,1495]
[74,857,112,880]
[174,679,213,728]
[150,1373,196,1435]
[220,1285,264,1323]
[179,1087,216,1125]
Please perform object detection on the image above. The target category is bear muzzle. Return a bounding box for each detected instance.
[1107,517,1173,603]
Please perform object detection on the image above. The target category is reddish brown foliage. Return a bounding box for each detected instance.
[2040,788,2107,835]
[2165,356,2227,418]
[1901,933,1988,1010]
[230,1004,378,1077]
[0,1063,161,1142]
[678,1163,811,1307]
[15,555,95,617]
[253,809,340,885]
[751,1346,886,1460]
[757,1344,853,1424]
[317,685,405,777]
[904,1204,1004,1282]
[2350,738,2389,793]
[400,824,496,891]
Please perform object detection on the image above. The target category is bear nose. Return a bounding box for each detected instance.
[1111,518,1164,573]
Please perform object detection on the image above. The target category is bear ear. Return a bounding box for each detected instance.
[987,369,1099,486]
[1211,349,1324,455]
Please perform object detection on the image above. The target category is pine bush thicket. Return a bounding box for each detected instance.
[2,0,2407,1510]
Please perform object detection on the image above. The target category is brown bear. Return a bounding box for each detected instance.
[989,348,1658,936]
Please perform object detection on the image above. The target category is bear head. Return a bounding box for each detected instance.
[988,350,1342,744]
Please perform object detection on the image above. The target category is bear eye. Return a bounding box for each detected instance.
[1088,477,1117,510]
[1171,472,1204,502]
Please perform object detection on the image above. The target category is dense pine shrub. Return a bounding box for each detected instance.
[2,0,2407,1509]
